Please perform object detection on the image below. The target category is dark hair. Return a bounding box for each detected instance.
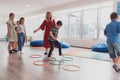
[110,12,118,20]
[9,12,14,17]
[57,20,62,26]
[19,17,25,24]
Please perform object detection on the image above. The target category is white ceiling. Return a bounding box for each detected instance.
[0,0,78,16]
[0,0,110,17]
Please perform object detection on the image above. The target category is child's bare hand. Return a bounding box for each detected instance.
[54,37,57,40]
[25,36,28,43]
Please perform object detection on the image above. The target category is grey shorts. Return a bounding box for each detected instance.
[107,42,120,59]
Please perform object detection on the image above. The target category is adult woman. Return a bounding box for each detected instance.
[6,13,17,53]
[34,11,55,56]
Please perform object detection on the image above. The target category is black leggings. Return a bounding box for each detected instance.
[48,40,62,57]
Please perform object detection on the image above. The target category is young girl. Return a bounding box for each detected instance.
[6,13,17,53]
[33,11,55,57]
[17,17,27,54]
[14,20,20,51]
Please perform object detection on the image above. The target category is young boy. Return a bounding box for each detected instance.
[104,12,120,72]
[47,20,63,60]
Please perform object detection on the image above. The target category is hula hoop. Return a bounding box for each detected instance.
[61,57,73,61]
[29,54,42,58]
[33,60,49,66]
[49,60,64,65]
[62,64,80,72]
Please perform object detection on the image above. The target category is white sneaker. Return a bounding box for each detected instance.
[57,56,62,60]
[43,56,48,61]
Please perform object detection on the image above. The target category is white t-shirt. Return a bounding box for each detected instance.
[17,25,26,33]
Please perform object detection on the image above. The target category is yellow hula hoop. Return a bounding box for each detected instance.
[62,64,80,72]
[33,60,49,66]
[29,54,42,58]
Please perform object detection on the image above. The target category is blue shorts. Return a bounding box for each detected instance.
[107,42,120,59]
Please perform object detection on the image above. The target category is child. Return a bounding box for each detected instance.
[6,13,18,53]
[104,12,120,72]
[14,20,20,51]
[47,20,63,60]
[17,17,27,54]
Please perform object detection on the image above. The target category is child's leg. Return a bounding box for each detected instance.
[8,42,12,51]
[48,40,54,57]
[107,43,117,63]
[12,42,17,50]
[18,34,22,52]
[113,43,120,64]
[107,43,120,72]
[14,42,17,50]
[55,40,62,56]
[22,34,25,47]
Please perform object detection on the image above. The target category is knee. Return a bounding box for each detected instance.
[50,47,54,51]
[58,43,61,47]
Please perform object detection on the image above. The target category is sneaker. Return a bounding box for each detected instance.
[57,56,62,60]
[9,50,13,53]
[44,52,48,55]
[12,49,18,52]
[113,64,120,73]
[43,57,49,61]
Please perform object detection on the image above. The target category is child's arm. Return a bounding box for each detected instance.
[117,23,120,33]
[24,26,27,43]
[104,27,107,37]
[50,31,57,40]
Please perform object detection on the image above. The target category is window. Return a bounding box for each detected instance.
[99,6,113,39]
[68,12,81,38]
[0,16,8,38]
[83,9,98,39]
[54,13,69,38]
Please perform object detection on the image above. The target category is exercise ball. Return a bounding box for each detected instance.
[92,43,108,53]
[30,40,43,47]
[61,42,70,48]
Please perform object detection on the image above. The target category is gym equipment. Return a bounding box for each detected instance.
[61,57,73,61]
[49,59,64,65]
[33,60,49,66]
[60,42,70,48]
[30,40,43,47]
[29,54,42,58]
[92,43,108,53]
[62,64,80,72]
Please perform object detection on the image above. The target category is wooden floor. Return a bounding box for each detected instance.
[0,41,120,80]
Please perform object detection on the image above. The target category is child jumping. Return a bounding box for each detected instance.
[47,21,63,60]
[104,12,120,72]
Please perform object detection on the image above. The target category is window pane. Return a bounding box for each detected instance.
[54,13,68,38]
[99,6,113,40]
[83,9,98,39]
[68,12,81,38]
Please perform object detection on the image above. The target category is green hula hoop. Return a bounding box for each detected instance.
[49,60,64,65]
[61,57,73,61]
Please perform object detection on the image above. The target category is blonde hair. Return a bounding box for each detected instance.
[46,11,52,21]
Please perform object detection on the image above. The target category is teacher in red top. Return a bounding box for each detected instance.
[33,11,55,56]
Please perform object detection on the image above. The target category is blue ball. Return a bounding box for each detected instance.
[92,43,108,53]
[61,42,70,48]
[30,40,43,47]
